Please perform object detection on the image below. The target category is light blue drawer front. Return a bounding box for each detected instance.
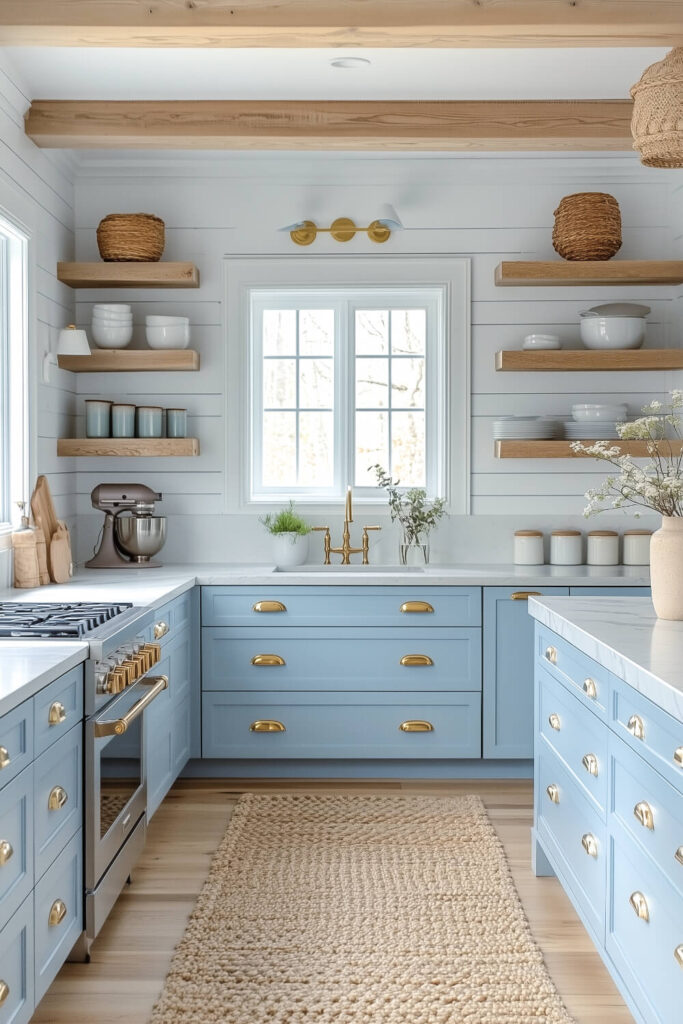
[202,627,481,693]
[0,702,32,792]
[610,731,683,900]
[33,665,83,758]
[608,824,683,1024]
[537,743,606,940]
[611,676,683,793]
[539,668,607,816]
[34,723,82,881]
[537,626,609,720]
[33,829,83,1004]
[0,766,33,934]
[0,894,34,1024]
[201,586,482,628]
[202,691,481,760]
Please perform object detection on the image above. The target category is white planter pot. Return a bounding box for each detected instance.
[271,532,309,569]
[650,516,683,619]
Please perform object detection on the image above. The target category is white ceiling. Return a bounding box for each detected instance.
[1,46,667,102]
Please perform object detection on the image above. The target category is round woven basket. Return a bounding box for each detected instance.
[552,192,622,261]
[96,213,165,262]
[630,47,683,168]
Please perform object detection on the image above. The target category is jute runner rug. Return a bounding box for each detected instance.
[150,793,574,1024]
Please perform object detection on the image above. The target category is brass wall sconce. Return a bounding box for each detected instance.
[284,205,402,247]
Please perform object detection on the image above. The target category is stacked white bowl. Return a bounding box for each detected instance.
[566,403,628,439]
[145,315,190,350]
[91,304,133,349]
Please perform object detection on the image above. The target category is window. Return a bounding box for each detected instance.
[0,214,28,531]
[225,257,470,511]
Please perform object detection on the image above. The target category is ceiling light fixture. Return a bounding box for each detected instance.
[330,57,371,69]
[282,205,403,247]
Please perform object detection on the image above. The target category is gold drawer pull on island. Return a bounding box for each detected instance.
[0,981,9,1007]
[676,847,683,867]
[153,621,169,640]
[510,591,541,601]
[400,654,434,667]
[675,945,683,969]
[634,801,655,830]
[674,747,683,766]
[0,746,9,770]
[583,678,597,700]
[548,713,561,732]
[48,701,66,726]
[399,720,434,732]
[546,783,560,804]
[545,646,557,664]
[48,899,67,927]
[582,753,599,777]
[400,601,434,614]
[629,891,650,922]
[253,601,287,613]
[251,654,285,667]
[627,714,645,740]
[581,833,598,858]
[0,840,13,866]
[250,720,285,733]
[48,786,68,811]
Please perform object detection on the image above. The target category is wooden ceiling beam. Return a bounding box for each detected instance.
[25,99,635,151]
[2,1,683,48]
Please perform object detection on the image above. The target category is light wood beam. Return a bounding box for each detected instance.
[25,99,634,151]
[2,1,682,47]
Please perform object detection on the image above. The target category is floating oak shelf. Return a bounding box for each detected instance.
[496,440,683,459]
[495,349,683,372]
[57,349,200,373]
[495,260,683,287]
[57,261,200,289]
[57,438,199,457]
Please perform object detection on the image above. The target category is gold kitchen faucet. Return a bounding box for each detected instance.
[313,486,381,565]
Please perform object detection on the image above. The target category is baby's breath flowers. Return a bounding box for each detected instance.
[571,391,683,519]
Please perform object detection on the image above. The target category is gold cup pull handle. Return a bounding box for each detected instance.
[399,720,434,732]
[546,783,560,804]
[634,801,655,830]
[675,945,683,969]
[0,980,8,1007]
[0,746,9,770]
[510,591,541,601]
[627,714,645,740]
[153,621,169,640]
[581,833,598,858]
[0,840,13,866]
[582,753,599,777]
[629,891,650,922]
[48,786,68,811]
[545,646,557,664]
[252,601,287,613]
[250,720,286,733]
[674,747,683,767]
[48,899,67,927]
[548,713,561,732]
[400,654,434,667]
[251,654,286,667]
[400,601,434,614]
[48,700,67,726]
[583,677,598,700]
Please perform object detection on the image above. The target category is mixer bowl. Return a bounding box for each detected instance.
[115,516,166,562]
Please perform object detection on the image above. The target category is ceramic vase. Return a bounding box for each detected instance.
[272,532,309,569]
[650,516,683,619]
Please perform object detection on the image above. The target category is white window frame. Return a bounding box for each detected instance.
[224,256,470,514]
[0,212,29,535]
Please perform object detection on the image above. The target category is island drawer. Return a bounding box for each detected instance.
[201,586,482,628]
[536,626,609,721]
[34,829,82,1004]
[33,723,82,881]
[33,666,83,758]
[149,590,193,646]
[202,628,481,693]
[0,894,33,1024]
[0,766,33,934]
[202,691,481,759]
[610,676,683,792]
[0,699,33,792]
[539,668,607,816]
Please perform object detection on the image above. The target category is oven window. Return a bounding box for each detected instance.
[100,716,142,837]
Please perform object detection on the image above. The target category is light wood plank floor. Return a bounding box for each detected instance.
[32,779,633,1024]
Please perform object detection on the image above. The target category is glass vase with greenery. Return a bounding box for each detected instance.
[372,465,446,564]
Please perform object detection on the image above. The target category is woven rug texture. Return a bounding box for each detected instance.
[150,793,574,1024]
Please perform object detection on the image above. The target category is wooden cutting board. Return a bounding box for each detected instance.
[30,475,60,580]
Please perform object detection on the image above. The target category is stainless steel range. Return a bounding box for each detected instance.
[0,599,169,957]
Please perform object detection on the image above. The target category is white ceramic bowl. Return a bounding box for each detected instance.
[580,316,645,350]
[145,323,190,349]
[93,311,132,321]
[93,303,131,313]
[90,322,133,348]
[572,403,628,422]
[93,307,132,318]
[92,316,132,327]
[523,333,561,350]
[145,315,189,327]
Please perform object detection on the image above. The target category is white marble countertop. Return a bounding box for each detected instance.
[0,642,88,718]
[529,596,683,724]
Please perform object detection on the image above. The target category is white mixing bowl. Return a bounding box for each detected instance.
[145,323,190,349]
[572,403,628,422]
[580,316,645,350]
[91,322,133,348]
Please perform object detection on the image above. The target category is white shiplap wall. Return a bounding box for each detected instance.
[72,152,681,564]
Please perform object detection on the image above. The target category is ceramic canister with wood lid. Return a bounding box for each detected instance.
[587,530,619,565]
[622,529,652,565]
[550,530,583,565]
[514,530,544,565]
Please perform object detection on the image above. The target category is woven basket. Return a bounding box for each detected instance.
[96,213,165,262]
[630,47,683,168]
[552,192,622,261]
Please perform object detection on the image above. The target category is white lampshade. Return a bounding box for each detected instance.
[58,324,91,356]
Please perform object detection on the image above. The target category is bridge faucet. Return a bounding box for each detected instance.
[313,486,381,565]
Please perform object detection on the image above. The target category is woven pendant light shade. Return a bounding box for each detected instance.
[630,47,683,168]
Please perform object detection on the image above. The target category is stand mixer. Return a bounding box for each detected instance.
[86,484,166,569]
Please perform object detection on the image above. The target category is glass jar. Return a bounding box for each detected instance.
[622,530,652,565]
[399,529,429,566]
[587,530,619,565]
[514,530,544,565]
[550,530,582,565]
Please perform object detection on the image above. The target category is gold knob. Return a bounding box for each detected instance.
[583,678,597,700]
[548,713,561,732]
[634,801,655,830]
[0,980,8,1006]
[154,621,169,640]
[546,783,560,804]
[400,601,434,614]
[48,701,66,726]
[510,591,541,601]
[674,747,683,767]
[0,840,13,866]
[399,654,434,667]
[627,714,645,740]
[676,846,683,866]
[249,720,285,732]
[0,746,9,770]
[582,753,599,777]
[48,899,67,927]
[251,654,285,667]
[581,833,598,858]
[675,945,683,969]
[545,646,557,664]
[48,786,68,811]
[629,891,650,922]
[253,600,287,613]
[399,720,434,732]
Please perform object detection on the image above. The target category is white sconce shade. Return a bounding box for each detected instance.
[58,324,91,356]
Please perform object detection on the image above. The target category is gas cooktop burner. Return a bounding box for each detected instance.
[0,602,133,638]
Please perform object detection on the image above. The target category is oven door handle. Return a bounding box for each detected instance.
[94,676,168,738]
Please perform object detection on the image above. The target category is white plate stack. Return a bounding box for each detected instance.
[565,403,628,440]
[493,417,564,440]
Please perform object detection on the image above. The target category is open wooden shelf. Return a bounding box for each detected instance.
[495,349,683,372]
[496,439,683,459]
[57,349,199,373]
[495,260,683,287]
[57,261,200,289]
[57,438,199,457]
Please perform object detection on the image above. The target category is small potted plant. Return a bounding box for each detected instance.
[260,501,312,569]
[372,465,447,565]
